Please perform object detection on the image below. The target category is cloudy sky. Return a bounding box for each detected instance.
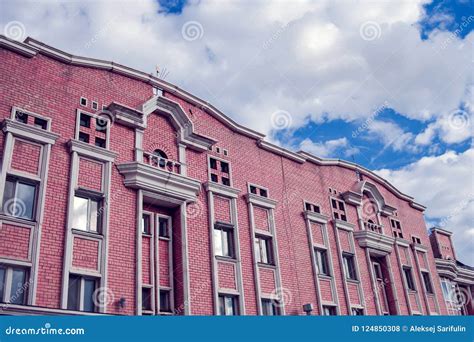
[1,0,472,263]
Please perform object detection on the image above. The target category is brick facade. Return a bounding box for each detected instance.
[0,36,472,316]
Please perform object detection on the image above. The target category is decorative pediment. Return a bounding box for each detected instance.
[345,180,396,216]
[142,95,216,152]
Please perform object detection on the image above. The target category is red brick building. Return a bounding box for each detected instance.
[0,35,472,316]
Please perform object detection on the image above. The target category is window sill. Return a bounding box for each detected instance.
[257,262,276,270]
[215,255,237,262]
[346,278,360,284]
[142,233,152,238]
[318,274,333,280]
[159,236,171,241]
[71,229,103,239]
[0,214,36,226]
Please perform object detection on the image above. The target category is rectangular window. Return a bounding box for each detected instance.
[209,158,217,170]
[250,185,257,194]
[210,174,218,183]
[67,275,97,312]
[259,189,268,198]
[351,308,364,315]
[220,161,229,173]
[2,177,37,220]
[142,287,152,311]
[159,289,172,313]
[0,267,28,304]
[15,111,28,124]
[254,235,274,265]
[315,248,330,276]
[373,262,383,279]
[218,294,238,315]
[322,305,337,316]
[79,132,90,143]
[72,195,101,233]
[95,137,106,148]
[343,253,357,280]
[214,224,235,258]
[421,271,433,294]
[331,198,347,221]
[261,299,280,315]
[142,214,151,235]
[221,177,231,186]
[403,266,416,291]
[158,217,170,238]
[80,113,91,128]
[441,279,451,301]
[34,117,48,130]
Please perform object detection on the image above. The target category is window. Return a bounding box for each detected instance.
[2,177,37,220]
[248,184,268,198]
[159,289,172,313]
[72,194,102,233]
[34,117,48,130]
[223,149,228,156]
[220,161,229,173]
[322,305,337,316]
[222,177,231,186]
[331,198,347,221]
[261,299,280,315]
[80,113,91,128]
[210,174,218,183]
[80,97,88,106]
[79,132,90,143]
[403,266,416,291]
[142,287,152,311]
[142,214,151,235]
[209,158,217,170]
[421,271,433,294]
[351,308,364,315]
[315,248,330,276]
[373,262,383,279]
[305,201,321,214]
[441,279,452,301]
[159,217,170,238]
[0,266,28,304]
[250,185,257,194]
[15,111,28,124]
[343,253,357,280]
[67,274,97,312]
[214,223,235,258]
[389,218,403,238]
[254,235,274,265]
[153,150,168,168]
[259,189,268,198]
[411,236,421,244]
[218,294,238,315]
[95,137,106,148]
[92,101,99,110]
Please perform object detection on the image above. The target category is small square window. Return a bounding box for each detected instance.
[221,177,230,186]
[95,137,106,148]
[34,117,48,130]
[223,149,228,156]
[259,189,267,198]
[92,101,98,110]
[15,111,28,124]
[80,113,91,128]
[211,174,218,183]
[160,289,172,313]
[216,147,221,154]
[250,186,257,194]
[79,132,90,143]
[209,158,217,170]
[80,97,88,106]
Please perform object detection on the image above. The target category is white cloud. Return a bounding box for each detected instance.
[299,137,358,158]
[376,148,474,264]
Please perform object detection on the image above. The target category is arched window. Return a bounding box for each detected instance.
[153,149,168,167]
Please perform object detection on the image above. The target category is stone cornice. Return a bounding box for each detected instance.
[2,119,59,145]
[354,230,395,254]
[304,211,330,224]
[244,193,278,209]
[333,219,355,231]
[435,259,474,285]
[68,139,118,162]
[204,181,240,198]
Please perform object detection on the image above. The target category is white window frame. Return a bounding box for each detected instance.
[0,265,29,304]
[67,274,99,312]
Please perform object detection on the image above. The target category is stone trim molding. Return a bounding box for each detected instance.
[244,193,278,209]
[354,230,395,255]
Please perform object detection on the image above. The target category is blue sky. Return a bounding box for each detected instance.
[1,0,473,263]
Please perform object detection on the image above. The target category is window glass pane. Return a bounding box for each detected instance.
[160,290,171,312]
[67,275,80,310]
[254,238,261,263]
[10,268,27,304]
[89,200,99,232]
[260,239,268,264]
[218,296,225,315]
[72,196,89,230]
[0,268,5,301]
[222,230,229,256]
[2,179,15,215]
[214,229,223,256]
[159,218,169,238]
[142,214,151,234]
[224,296,234,315]
[15,182,36,220]
[142,288,152,311]
[83,279,96,312]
